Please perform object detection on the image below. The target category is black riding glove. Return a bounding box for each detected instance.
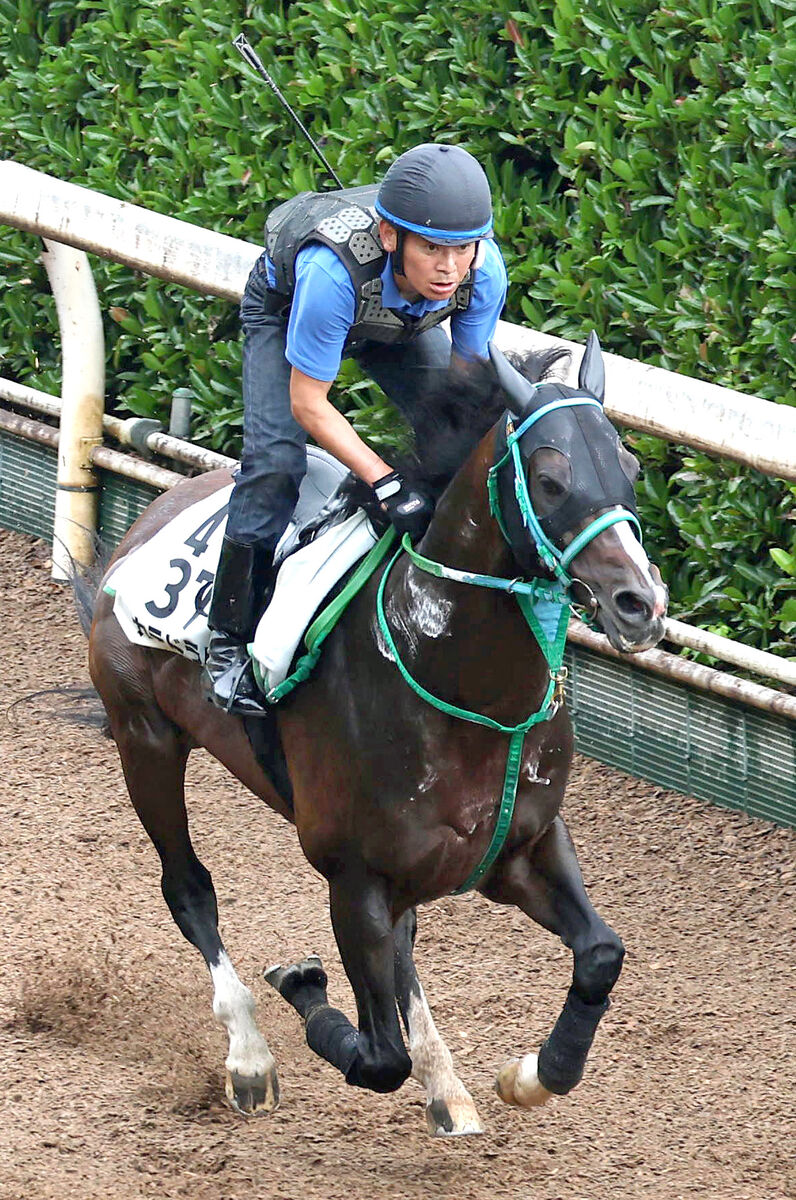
[372,471,434,541]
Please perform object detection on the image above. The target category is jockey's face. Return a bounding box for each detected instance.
[379,220,476,303]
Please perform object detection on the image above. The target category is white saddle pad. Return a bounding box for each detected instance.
[104,484,378,686]
[251,510,377,690]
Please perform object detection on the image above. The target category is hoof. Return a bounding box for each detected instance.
[426,1096,484,1137]
[225,1063,280,1117]
[495,1053,554,1109]
[264,954,327,1009]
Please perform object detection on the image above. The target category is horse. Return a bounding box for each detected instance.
[85,334,667,1136]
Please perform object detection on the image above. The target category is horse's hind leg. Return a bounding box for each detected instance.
[482,814,624,1109]
[266,870,412,1094]
[108,699,279,1115]
[393,909,483,1137]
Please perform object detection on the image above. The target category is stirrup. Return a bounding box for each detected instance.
[204,634,270,717]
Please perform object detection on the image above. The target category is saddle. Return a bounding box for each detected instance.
[104,447,385,687]
[103,449,393,807]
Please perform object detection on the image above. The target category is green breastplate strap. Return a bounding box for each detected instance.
[377,534,571,894]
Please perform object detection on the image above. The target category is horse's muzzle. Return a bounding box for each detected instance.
[593,577,668,653]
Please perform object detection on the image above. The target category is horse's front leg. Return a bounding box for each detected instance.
[482,814,624,1109]
[394,909,483,1136]
[266,870,412,1094]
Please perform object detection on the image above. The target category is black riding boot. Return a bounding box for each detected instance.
[204,536,276,715]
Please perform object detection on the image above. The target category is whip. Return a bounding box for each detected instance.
[233,33,344,189]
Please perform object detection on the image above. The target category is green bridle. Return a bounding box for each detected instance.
[376,397,642,894]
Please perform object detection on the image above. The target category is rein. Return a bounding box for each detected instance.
[377,398,641,895]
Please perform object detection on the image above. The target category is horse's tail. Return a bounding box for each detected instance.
[68,546,105,637]
[28,536,116,736]
[57,532,111,638]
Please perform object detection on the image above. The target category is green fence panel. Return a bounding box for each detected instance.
[0,429,160,546]
[0,428,57,540]
[97,468,160,545]
[564,645,796,827]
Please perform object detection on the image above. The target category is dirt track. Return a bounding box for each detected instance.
[1,526,794,1200]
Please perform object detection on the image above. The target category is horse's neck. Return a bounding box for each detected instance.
[388,434,552,723]
[418,433,514,579]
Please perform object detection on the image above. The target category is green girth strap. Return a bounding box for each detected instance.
[460,730,526,892]
[376,540,571,894]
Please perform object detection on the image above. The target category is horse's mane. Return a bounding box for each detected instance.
[393,346,570,499]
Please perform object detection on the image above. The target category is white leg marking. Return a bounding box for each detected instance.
[210,951,278,1114]
[495,1052,554,1109]
[407,985,483,1136]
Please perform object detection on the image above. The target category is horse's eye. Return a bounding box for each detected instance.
[529,447,571,512]
[539,475,565,498]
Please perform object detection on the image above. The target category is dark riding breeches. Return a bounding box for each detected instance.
[224,252,453,550]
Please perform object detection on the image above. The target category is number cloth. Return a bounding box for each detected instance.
[104,486,235,663]
[102,485,379,681]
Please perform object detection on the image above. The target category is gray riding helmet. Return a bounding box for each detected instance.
[375,143,493,271]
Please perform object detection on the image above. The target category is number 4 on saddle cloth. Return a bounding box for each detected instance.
[103,448,387,706]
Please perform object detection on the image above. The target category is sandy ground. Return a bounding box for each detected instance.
[0,526,794,1200]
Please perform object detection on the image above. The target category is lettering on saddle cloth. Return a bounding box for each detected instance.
[104,487,234,664]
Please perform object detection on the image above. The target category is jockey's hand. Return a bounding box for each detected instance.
[372,471,434,541]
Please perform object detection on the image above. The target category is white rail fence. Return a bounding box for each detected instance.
[1,160,794,719]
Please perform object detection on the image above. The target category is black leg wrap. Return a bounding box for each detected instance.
[537,988,610,1095]
[304,1005,359,1081]
[282,971,328,1019]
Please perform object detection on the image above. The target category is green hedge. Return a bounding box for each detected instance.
[1,0,794,659]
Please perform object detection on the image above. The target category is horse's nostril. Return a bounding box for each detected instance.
[614,590,652,622]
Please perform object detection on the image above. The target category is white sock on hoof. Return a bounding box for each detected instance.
[496,1053,554,1108]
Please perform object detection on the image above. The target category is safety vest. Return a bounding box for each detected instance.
[264,185,474,349]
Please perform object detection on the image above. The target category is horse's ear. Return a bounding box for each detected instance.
[488,342,536,416]
[578,331,605,404]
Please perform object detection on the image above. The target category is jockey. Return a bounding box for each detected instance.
[205,142,508,714]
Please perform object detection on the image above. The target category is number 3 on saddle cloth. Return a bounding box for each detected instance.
[103,448,383,703]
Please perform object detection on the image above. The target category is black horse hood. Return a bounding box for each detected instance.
[493,379,639,576]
